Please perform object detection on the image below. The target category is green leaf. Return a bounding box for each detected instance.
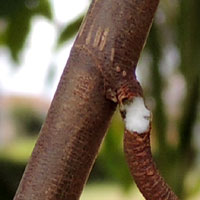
[0,0,52,62]
[31,0,52,20]
[57,15,84,47]
[0,0,52,19]
[5,10,31,62]
[0,0,24,17]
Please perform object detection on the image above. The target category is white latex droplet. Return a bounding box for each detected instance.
[124,97,151,134]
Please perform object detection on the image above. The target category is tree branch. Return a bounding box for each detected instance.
[14,0,177,199]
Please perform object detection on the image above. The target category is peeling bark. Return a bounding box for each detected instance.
[14,0,177,199]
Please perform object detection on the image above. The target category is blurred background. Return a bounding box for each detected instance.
[0,0,200,199]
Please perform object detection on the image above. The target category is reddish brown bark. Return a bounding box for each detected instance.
[13,0,177,199]
[14,48,116,200]
[117,84,178,200]
[124,129,178,200]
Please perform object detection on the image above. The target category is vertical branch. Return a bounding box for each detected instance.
[14,48,116,200]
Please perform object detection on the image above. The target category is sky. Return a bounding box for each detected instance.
[0,0,89,99]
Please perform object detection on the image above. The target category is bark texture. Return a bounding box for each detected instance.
[14,47,116,200]
[124,129,178,200]
[13,0,175,199]
[117,85,178,199]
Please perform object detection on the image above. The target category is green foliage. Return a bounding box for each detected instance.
[0,138,36,162]
[57,15,84,47]
[89,111,133,190]
[146,24,168,152]
[0,0,52,62]
[11,105,44,136]
[144,1,200,198]
[178,0,200,78]
[0,158,25,199]
[5,10,31,62]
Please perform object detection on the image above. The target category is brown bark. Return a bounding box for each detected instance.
[124,128,178,200]
[14,48,116,200]
[14,0,177,199]
[117,85,178,200]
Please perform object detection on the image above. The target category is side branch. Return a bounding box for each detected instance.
[118,88,178,200]
[124,129,178,200]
